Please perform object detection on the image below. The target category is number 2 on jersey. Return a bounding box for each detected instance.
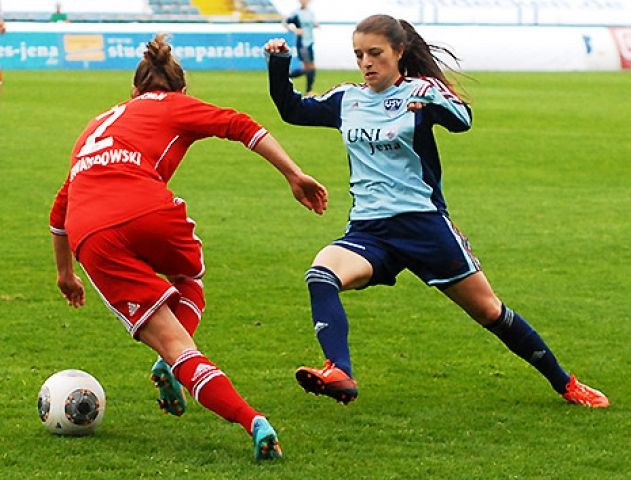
[77,105,127,157]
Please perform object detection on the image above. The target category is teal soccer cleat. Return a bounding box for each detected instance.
[252,416,283,460]
[150,357,187,416]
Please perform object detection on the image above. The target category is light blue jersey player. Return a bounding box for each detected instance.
[282,0,318,94]
[264,15,610,409]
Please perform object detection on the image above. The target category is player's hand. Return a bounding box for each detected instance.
[264,38,290,55]
[407,101,426,112]
[289,173,328,215]
[57,273,86,308]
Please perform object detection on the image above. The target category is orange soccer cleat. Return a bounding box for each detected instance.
[561,375,610,408]
[295,360,358,405]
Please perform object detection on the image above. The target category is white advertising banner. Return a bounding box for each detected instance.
[314,24,623,71]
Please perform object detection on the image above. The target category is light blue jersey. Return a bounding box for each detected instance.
[285,8,316,48]
[267,53,472,220]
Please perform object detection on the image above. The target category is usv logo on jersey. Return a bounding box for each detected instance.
[384,98,403,116]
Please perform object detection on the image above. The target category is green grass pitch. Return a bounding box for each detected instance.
[0,69,629,479]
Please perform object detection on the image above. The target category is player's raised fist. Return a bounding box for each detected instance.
[264,38,290,54]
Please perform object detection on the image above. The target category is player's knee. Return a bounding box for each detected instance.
[473,300,503,325]
[305,266,341,290]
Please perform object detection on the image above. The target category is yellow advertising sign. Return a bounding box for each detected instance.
[63,35,105,62]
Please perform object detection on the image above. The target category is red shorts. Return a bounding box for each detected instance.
[77,198,204,337]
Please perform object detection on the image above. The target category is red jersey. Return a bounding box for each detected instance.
[50,91,268,252]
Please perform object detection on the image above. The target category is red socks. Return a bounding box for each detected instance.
[172,349,259,434]
[170,280,260,434]
[172,278,204,337]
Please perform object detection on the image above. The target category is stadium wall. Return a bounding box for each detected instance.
[1,22,629,71]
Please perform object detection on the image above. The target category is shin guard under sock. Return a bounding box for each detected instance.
[305,266,352,377]
[485,305,570,393]
[172,349,259,433]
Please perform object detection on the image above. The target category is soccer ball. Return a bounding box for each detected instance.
[38,369,106,436]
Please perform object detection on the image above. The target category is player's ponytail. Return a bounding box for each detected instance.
[398,19,459,87]
[133,33,186,94]
[354,15,459,88]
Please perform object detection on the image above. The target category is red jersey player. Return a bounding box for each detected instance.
[0,14,5,85]
[50,34,328,460]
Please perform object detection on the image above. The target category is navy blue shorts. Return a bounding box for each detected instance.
[332,212,480,289]
[298,44,314,63]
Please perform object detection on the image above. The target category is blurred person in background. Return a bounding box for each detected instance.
[264,14,609,410]
[282,0,318,96]
[50,33,328,460]
[0,4,5,85]
[50,2,69,22]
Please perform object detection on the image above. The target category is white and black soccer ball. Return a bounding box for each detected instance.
[38,369,106,436]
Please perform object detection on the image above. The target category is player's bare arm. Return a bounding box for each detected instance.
[252,133,328,215]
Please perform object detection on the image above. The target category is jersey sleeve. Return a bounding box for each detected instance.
[410,78,472,132]
[267,53,341,128]
[170,95,268,150]
[285,13,301,28]
[50,177,70,236]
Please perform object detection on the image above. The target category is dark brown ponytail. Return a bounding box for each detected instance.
[133,33,186,94]
[398,19,459,86]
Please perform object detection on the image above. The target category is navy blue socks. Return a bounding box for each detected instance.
[305,271,569,393]
[305,266,352,377]
[485,305,570,393]
[289,68,304,78]
[288,68,315,92]
[306,70,316,92]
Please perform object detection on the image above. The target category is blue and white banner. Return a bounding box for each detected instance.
[0,31,294,70]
